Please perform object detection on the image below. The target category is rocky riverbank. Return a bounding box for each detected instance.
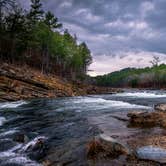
[0,90,165,165]
[128,103,166,128]
[0,63,121,102]
[86,103,166,165]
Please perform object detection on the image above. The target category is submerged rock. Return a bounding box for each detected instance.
[87,134,129,159]
[13,133,29,143]
[155,103,166,112]
[136,146,166,163]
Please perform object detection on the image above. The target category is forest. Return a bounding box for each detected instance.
[0,0,92,80]
[95,63,166,88]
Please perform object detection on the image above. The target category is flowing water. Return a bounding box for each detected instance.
[0,90,166,166]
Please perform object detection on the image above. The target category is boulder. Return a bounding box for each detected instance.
[155,103,166,112]
[24,137,48,160]
[127,111,157,127]
[98,134,129,154]
[128,111,166,128]
[87,134,129,159]
[136,146,166,163]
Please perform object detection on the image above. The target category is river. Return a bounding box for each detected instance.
[0,90,166,166]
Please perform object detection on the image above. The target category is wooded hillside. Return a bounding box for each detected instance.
[95,64,166,88]
[0,0,92,80]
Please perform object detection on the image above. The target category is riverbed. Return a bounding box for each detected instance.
[0,90,166,166]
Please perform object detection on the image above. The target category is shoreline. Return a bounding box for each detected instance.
[86,103,166,165]
[0,82,166,165]
[1,63,165,103]
[0,63,122,102]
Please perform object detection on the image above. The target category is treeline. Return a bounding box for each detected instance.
[0,0,92,80]
[95,64,166,88]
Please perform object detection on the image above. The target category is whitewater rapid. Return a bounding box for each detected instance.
[0,90,165,165]
[113,91,166,98]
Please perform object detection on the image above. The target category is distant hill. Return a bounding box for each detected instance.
[94,64,166,88]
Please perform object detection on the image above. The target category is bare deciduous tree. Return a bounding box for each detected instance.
[150,56,160,67]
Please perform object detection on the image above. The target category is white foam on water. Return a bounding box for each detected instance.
[7,156,42,166]
[63,122,75,127]
[0,129,18,137]
[0,100,27,109]
[0,117,6,126]
[103,99,150,109]
[73,97,107,104]
[0,151,42,166]
[75,110,82,113]
[0,151,16,159]
[72,97,150,110]
[114,92,166,98]
[0,137,44,166]
[22,136,47,152]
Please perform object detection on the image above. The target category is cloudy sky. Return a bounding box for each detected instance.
[20,0,166,76]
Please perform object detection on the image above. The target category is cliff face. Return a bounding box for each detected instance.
[0,63,121,101]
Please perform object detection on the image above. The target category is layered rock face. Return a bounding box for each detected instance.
[0,63,75,101]
[0,63,121,101]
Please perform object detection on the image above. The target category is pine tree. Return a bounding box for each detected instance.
[0,0,15,33]
[79,42,92,73]
[5,5,26,62]
[0,0,92,81]
[28,0,44,23]
[44,11,62,30]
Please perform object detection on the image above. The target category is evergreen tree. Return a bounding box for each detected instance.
[44,11,62,30]
[0,0,92,80]
[28,0,44,23]
[79,42,92,73]
[5,5,26,62]
[0,0,15,33]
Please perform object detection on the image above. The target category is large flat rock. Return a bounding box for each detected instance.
[136,146,166,163]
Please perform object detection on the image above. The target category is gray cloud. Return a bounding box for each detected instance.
[19,0,166,75]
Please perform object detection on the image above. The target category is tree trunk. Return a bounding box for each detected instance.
[45,46,49,74]
[41,49,45,74]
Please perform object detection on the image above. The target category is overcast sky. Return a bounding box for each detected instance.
[20,0,166,76]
